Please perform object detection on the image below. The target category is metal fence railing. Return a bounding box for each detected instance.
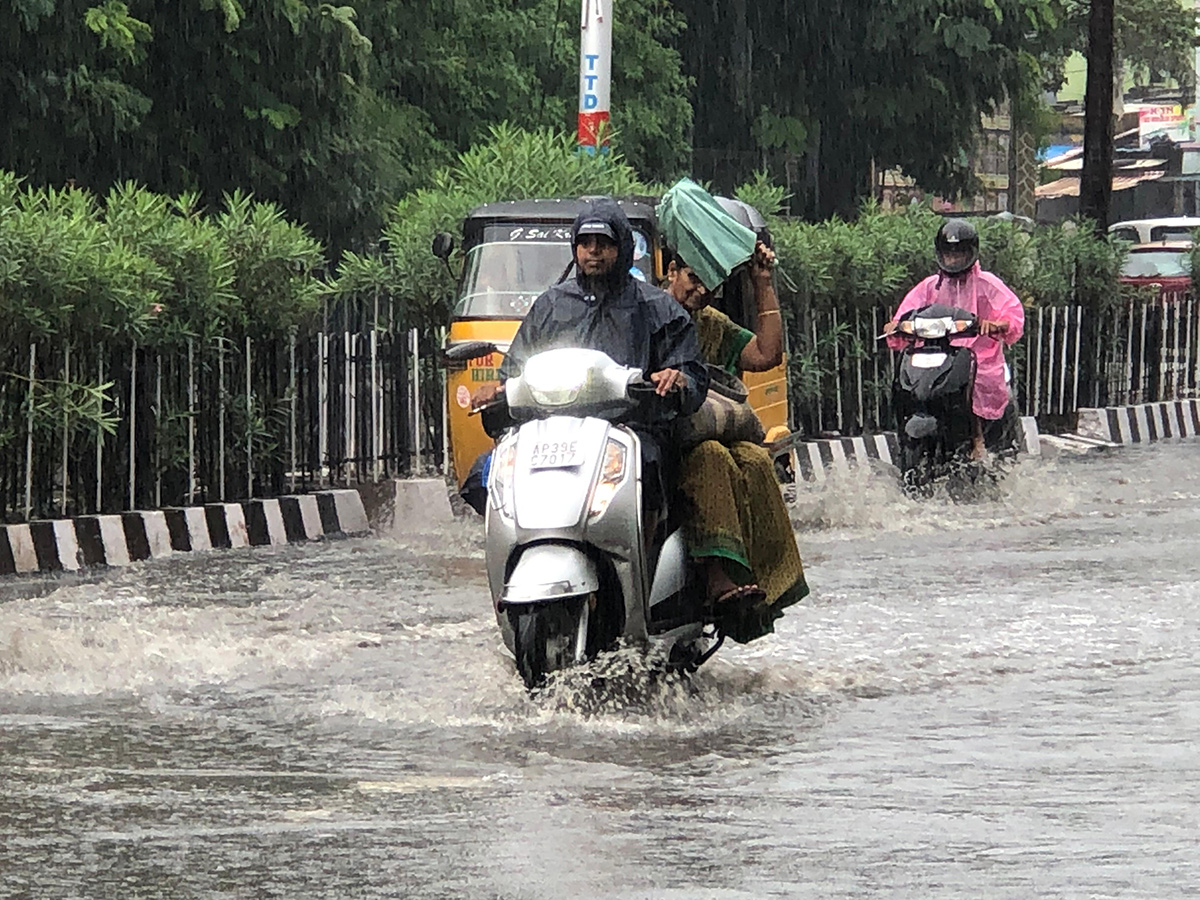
[785,294,1200,438]
[0,325,447,524]
[5,293,1199,523]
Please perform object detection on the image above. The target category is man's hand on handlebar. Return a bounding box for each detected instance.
[882,321,898,335]
[471,383,504,410]
[979,319,1009,337]
[649,368,687,396]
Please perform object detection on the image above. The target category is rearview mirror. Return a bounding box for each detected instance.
[444,340,498,364]
[432,232,455,260]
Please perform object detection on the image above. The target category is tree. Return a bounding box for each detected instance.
[352,0,692,185]
[1080,0,1116,231]
[673,0,1072,220]
[1060,0,1199,94]
[1,1,383,253]
[0,0,693,254]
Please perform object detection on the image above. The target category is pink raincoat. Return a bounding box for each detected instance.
[886,264,1025,420]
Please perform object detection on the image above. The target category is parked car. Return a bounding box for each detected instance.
[1118,241,1193,300]
[1109,217,1200,244]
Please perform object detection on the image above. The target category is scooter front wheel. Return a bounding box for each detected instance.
[509,596,590,689]
[900,441,937,497]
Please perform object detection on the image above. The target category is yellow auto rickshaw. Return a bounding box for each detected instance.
[435,196,791,492]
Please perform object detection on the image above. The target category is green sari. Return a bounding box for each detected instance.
[678,307,809,643]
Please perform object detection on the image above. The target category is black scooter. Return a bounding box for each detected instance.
[887,303,1017,495]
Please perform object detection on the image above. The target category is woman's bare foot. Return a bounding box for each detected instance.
[705,559,766,607]
[970,434,986,461]
[970,415,986,461]
[705,559,738,601]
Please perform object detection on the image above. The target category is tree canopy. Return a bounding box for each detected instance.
[1,0,690,253]
[1065,0,1198,94]
[2,0,1193,236]
[676,0,1075,218]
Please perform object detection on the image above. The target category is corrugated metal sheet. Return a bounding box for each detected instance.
[1035,169,1166,199]
[1048,157,1166,172]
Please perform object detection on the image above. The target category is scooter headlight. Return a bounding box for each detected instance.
[911,316,954,339]
[588,437,628,520]
[489,437,518,520]
[522,353,589,407]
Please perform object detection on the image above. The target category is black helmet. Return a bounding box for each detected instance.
[935,218,979,275]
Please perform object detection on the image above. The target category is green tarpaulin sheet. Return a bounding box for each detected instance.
[657,178,757,290]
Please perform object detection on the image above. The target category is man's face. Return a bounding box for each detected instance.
[575,234,619,277]
[939,249,974,272]
[666,261,709,311]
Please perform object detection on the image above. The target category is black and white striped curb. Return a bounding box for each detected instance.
[1075,401,1200,446]
[788,416,1042,482]
[789,433,901,483]
[1037,432,1119,455]
[0,489,368,577]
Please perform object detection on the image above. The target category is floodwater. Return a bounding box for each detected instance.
[3,443,1200,898]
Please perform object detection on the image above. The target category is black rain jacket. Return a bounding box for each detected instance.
[497,198,708,423]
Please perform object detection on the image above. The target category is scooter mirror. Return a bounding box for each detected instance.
[444,340,498,364]
[431,232,455,260]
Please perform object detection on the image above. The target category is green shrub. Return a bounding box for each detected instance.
[326,123,655,327]
[216,190,325,339]
[770,202,1128,314]
[0,171,328,446]
[102,183,237,347]
[0,181,158,344]
[0,174,327,347]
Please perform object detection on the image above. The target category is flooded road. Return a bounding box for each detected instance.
[4,443,1200,898]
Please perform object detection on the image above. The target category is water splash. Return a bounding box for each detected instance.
[790,455,1079,535]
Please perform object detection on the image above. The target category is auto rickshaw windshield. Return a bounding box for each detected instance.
[454,241,573,318]
[453,226,656,319]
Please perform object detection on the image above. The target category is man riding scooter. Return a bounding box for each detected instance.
[884,219,1025,459]
[470,198,708,523]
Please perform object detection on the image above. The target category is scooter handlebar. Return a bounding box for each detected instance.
[879,314,979,342]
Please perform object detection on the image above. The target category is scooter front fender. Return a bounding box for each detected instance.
[500,543,599,609]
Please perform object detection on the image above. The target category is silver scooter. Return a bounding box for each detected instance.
[445,342,721,688]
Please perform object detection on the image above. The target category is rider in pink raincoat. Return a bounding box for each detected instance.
[885,219,1025,458]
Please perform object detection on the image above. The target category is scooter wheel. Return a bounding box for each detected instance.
[900,444,935,498]
[511,608,548,689]
[508,598,589,690]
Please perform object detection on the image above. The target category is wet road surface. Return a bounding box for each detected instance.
[4,443,1200,898]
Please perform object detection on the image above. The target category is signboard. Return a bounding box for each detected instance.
[1139,105,1191,148]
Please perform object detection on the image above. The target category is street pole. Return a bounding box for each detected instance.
[1079,0,1115,232]
[577,0,612,151]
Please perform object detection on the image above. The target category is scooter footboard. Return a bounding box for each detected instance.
[501,543,599,608]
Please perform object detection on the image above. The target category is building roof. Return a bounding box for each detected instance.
[1035,169,1166,199]
[1048,157,1165,173]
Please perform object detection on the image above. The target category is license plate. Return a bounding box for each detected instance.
[911,352,948,369]
[529,440,580,469]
